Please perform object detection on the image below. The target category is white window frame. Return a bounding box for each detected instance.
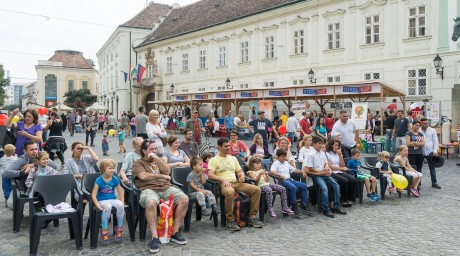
[240,41,249,63]
[166,91,171,101]
[166,57,173,73]
[408,5,427,38]
[147,65,153,78]
[407,68,427,96]
[365,15,380,44]
[182,53,189,72]
[199,50,206,69]
[293,30,305,54]
[239,83,249,89]
[265,36,275,59]
[327,23,341,49]
[293,79,304,85]
[218,46,227,67]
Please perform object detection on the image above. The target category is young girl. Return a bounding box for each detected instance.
[376,151,395,194]
[116,127,126,153]
[102,134,111,156]
[25,151,59,196]
[247,157,294,217]
[393,145,422,197]
[298,135,313,162]
[91,159,125,244]
[201,152,213,176]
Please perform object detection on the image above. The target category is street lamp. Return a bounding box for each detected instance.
[170,84,175,93]
[433,54,444,80]
[225,78,233,89]
[308,69,317,84]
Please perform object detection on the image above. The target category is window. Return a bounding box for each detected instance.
[68,80,74,92]
[365,15,380,44]
[219,46,227,66]
[199,50,206,69]
[293,79,304,85]
[239,84,249,89]
[327,76,341,83]
[166,91,171,101]
[217,86,226,90]
[198,88,206,92]
[147,65,153,78]
[327,23,341,49]
[407,68,427,96]
[364,72,380,80]
[181,89,189,92]
[182,54,189,71]
[240,41,249,63]
[82,81,88,90]
[264,81,275,87]
[409,6,426,37]
[265,36,275,58]
[166,57,173,73]
[293,30,305,54]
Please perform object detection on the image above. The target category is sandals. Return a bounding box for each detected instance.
[100,229,109,245]
[114,226,123,241]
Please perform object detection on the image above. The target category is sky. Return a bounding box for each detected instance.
[0,0,199,85]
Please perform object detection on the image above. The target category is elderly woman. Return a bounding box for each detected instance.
[273,137,295,167]
[63,142,98,181]
[164,136,190,168]
[43,112,67,168]
[146,109,168,152]
[5,108,42,156]
[326,139,357,207]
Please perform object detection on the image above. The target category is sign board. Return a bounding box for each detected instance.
[213,92,233,100]
[335,83,380,95]
[175,95,190,102]
[295,87,332,96]
[330,103,343,110]
[248,101,259,121]
[194,94,209,100]
[344,102,352,108]
[351,103,368,130]
[425,102,440,121]
[292,101,306,118]
[263,89,293,98]
[259,100,273,120]
[239,91,260,98]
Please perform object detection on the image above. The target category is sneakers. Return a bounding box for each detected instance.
[268,209,277,218]
[323,211,335,218]
[299,204,314,216]
[201,207,212,216]
[290,204,302,217]
[100,229,109,245]
[432,183,441,189]
[367,194,378,202]
[389,186,396,194]
[410,188,420,198]
[331,208,347,215]
[226,221,241,232]
[149,237,160,253]
[372,192,381,199]
[212,204,221,214]
[114,226,123,241]
[281,206,295,215]
[170,232,187,245]
[248,218,264,228]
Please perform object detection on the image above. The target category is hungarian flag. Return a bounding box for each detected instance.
[129,65,137,81]
[137,64,146,83]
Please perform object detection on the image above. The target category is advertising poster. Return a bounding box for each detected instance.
[259,100,273,120]
[248,101,259,121]
[351,103,368,130]
[292,100,306,119]
[425,102,440,121]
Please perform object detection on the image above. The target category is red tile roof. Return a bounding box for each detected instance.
[48,50,94,69]
[120,2,172,29]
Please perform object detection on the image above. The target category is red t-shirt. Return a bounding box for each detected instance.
[325,118,334,131]
[193,119,200,142]
[387,103,397,112]
[299,118,310,135]
[228,140,248,156]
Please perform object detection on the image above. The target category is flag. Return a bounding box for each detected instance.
[129,65,137,81]
[137,64,146,83]
[121,71,128,83]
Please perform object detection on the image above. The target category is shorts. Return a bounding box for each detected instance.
[356,173,373,181]
[119,139,124,146]
[405,171,422,178]
[139,187,186,208]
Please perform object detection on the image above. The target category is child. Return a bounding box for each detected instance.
[270,149,312,216]
[25,151,59,196]
[186,156,220,216]
[247,157,294,217]
[365,129,373,142]
[102,134,111,156]
[0,144,17,207]
[376,151,395,194]
[116,127,126,153]
[201,152,213,176]
[394,145,422,197]
[346,149,380,201]
[297,135,313,162]
[91,159,125,244]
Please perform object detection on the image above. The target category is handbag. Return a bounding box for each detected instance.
[2,127,17,147]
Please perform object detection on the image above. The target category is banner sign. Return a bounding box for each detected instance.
[264,89,293,98]
[240,91,259,98]
[214,93,232,99]
[248,101,259,121]
[343,86,372,93]
[194,94,209,100]
[259,100,273,120]
[351,103,368,130]
[425,102,440,121]
[335,83,380,95]
[175,95,189,101]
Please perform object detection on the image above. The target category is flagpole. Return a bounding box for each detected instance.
[129,31,132,112]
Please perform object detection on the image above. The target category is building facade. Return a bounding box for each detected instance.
[133,0,460,125]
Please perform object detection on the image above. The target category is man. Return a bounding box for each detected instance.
[132,140,189,253]
[420,118,441,189]
[208,138,263,231]
[248,111,278,146]
[386,99,398,113]
[135,106,149,139]
[286,112,298,144]
[84,111,96,146]
[299,112,311,136]
[107,112,116,134]
[60,112,67,132]
[384,110,396,153]
[392,110,410,152]
[224,111,234,138]
[68,111,77,136]
[185,110,206,145]
[179,129,199,158]
[184,105,191,119]
[331,110,359,158]
[272,106,279,122]
[119,137,143,186]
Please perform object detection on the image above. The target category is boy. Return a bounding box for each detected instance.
[187,156,220,216]
[116,126,126,153]
[270,149,313,216]
[346,149,380,201]
[0,144,17,207]
[306,136,346,218]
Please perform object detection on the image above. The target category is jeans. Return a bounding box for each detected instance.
[282,178,308,206]
[422,155,437,184]
[85,130,95,145]
[2,177,12,200]
[287,132,296,145]
[395,136,406,150]
[99,199,125,229]
[385,129,395,154]
[315,176,340,211]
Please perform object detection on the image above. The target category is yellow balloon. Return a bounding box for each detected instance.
[390,174,408,190]
[12,116,19,123]
[108,129,115,135]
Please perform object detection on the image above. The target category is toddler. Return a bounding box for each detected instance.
[102,134,111,156]
[376,151,395,194]
[0,144,17,206]
[201,152,213,176]
[346,149,381,201]
[116,127,126,153]
[25,151,59,196]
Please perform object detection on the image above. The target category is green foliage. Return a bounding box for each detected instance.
[0,64,10,106]
[63,89,97,108]
[2,104,21,111]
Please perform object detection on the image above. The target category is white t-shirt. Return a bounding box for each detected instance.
[233,117,241,127]
[298,146,313,163]
[331,119,357,148]
[270,160,295,179]
[287,117,298,133]
[306,149,328,170]
[325,151,342,174]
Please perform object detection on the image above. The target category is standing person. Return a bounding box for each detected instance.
[75,112,82,132]
[405,120,425,175]
[331,110,359,158]
[60,112,67,132]
[419,118,441,189]
[280,112,288,126]
[120,113,130,137]
[248,111,278,147]
[233,114,241,130]
[179,129,199,159]
[84,111,97,147]
[38,109,49,142]
[146,110,168,152]
[325,113,335,134]
[160,112,169,130]
[43,112,66,168]
[98,112,105,133]
[374,111,381,128]
[107,112,116,135]
[68,111,76,136]
[384,110,397,154]
[116,126,126,154]
[299,112,311,137]
[4,108,43,156]
[130,115,136,137]
[386,99,398,113]
[135,106,149,139]
[0,144,17,207]
[224,111,234,138]
[286,112,298,146]
[184,105,191,120]
[102,134,110,156]
[392,110,410,151]
[185,110,206,146]
[272,106,279,122]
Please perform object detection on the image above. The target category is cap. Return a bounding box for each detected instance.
[259,111,265,114]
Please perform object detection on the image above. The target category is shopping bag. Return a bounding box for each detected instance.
[157,194,174,243]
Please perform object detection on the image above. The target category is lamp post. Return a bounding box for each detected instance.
[308,69,317,84]
[116,95,119,117]
[433,54,444,80]
[225,78,233,89]
[170,84,175,93]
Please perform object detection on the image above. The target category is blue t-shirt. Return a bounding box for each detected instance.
[95,175,120,201]
[225,115,234,129]
[118,130,125,141]
[346,159,362,176]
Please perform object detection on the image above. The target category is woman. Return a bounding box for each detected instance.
[274,137,295,167]
[43,112,67,168]
[146,109,168,152]
[63,142,98,182]
[165,136,190,168]
[326,139,358,207]
[249,133,271,166]
[98,112,105,133]
[228,130,250,160]
[405,120,425,172]
[315,117,327,142]
[5,108,42,156]
[365,113,375,142]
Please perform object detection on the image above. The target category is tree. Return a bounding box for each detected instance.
[3,104,21,111]
[63,89,97,108]
[0,64,10,106]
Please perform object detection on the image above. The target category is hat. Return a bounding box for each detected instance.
[428,152,444,168]
[259,111,265,114]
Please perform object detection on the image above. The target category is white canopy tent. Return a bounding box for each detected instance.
[85,103,108,112]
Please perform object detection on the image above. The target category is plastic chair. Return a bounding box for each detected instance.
[12,175,38,232]
[343,158,365,204]
[361,139,368,153]
[379,165,412,199]
[380,138,386,152]
[28,174,83,256]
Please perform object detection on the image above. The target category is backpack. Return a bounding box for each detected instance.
[234,193,250,227]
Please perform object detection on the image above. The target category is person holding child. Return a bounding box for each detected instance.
[25,151,59,196]
[346,149,380,201]
[0,144,18,207]
[187,156,220,216]
[247,157,294,217]
[394,145,422,197]
[376,151,396,194]
[91,159,125,244]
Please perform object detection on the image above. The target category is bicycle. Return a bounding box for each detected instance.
[199,130,218,157]
[429,115,451,128]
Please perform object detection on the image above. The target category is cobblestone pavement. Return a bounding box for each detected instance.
[1,130,459,255]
